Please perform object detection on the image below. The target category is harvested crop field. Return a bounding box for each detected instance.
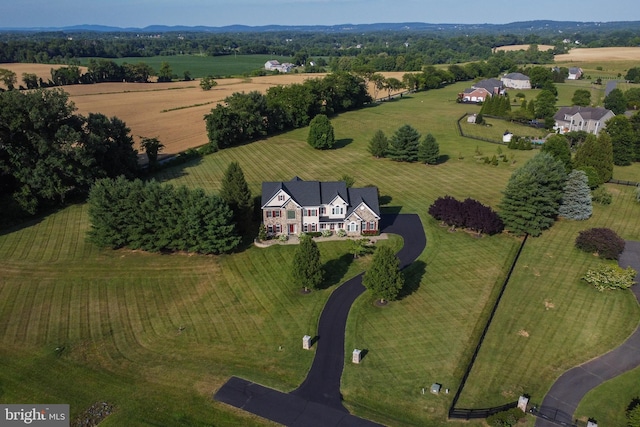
[555,47,640,61]
[1,68,407,159]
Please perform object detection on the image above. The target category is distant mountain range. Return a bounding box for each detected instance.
[2,20,640,34]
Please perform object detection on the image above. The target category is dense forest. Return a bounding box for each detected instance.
[2,20,640,66]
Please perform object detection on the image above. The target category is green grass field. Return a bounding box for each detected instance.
[1,78,639,426]
[80,54,296,78]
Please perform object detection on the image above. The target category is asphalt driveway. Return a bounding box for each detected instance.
[215,213,426,426]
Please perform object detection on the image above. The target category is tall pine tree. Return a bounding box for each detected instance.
[573,133,613,185]
[220,161,252,233]
[418,133,440,165]
[558,170,593,220]
[291,235,324,292]
[362,245,404,303]
[387,124,421,162]
[606,115,635,166]
[499,152,567,236]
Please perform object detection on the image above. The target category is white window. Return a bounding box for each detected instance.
[369,221,376,230]
[278,194,285,201]
[303,224,309,232]
[267,225,273,233]
[311,223,317,232]
[320,207,326,215]
[275,224,281,233]
[348,222,358,232]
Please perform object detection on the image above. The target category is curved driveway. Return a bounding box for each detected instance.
[215,213,426,426]
[535,241,640,426]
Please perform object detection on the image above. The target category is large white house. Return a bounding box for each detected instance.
[261,177,380,237]
[264,60,295,73]
[553,106,615,135]
[501,72,531,89]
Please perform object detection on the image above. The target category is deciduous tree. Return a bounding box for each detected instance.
[571,89,591,106]
[307,114,335,149]
[368,129,388,158]
[541,134,572,171]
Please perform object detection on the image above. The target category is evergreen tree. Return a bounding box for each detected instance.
[368,129,389,158]
[630,112,640,161]
[573,133,613,185]
[499,152,567,236]
[307,114,335,149]
[541,134,572,171]
[559,170,592,220]
[290,235,324,292]
[362,245,404,303]
[605,115,634,166]
[418,133,440,165]
[387,124,421,162]
[220,161,252,232]
[627,399,640,427]
[87,177,240,254]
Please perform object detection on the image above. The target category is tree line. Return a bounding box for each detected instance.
[0,88,140,221]
[204,72,371,151]
[87,177,241,254]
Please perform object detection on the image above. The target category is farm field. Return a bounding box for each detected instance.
[0,65,406,160]
[2,74,640,426]
[78,54,296,79]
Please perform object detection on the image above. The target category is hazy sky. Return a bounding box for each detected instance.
[3,0,640,28]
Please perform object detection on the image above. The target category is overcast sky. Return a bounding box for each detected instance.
[3,0,640,28]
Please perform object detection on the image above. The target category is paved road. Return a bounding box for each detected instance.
[215,213,426,426]
[535,241,640,427]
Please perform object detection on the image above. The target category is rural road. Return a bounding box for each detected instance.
[215,213,426,426]
[535,240,640,427]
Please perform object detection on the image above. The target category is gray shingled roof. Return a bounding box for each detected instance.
[503,72,529,81]
[472,78,503,92]
[554,106,614,122]
[261,177,380,216]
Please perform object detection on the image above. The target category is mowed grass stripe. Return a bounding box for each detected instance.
[457,190,640,407]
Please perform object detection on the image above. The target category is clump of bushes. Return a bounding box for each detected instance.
[486,408,525,427]
[583,264,636,291]
[321,229,332,237]
[592,186,612,205]
[428,195,504,235]
[575,228,626,259]
[337,229,347,237]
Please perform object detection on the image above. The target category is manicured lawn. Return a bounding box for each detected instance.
[456,183,640,411]
[1,78,639,426]
[575,364,640,425]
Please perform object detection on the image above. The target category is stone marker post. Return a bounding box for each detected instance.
[352,349,362,364]
[303,335,311,350]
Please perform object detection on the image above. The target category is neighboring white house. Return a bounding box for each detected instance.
[264,60,295,73]
[553,106,615,136]
[567,67,583,80]
[501,72,531,89]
